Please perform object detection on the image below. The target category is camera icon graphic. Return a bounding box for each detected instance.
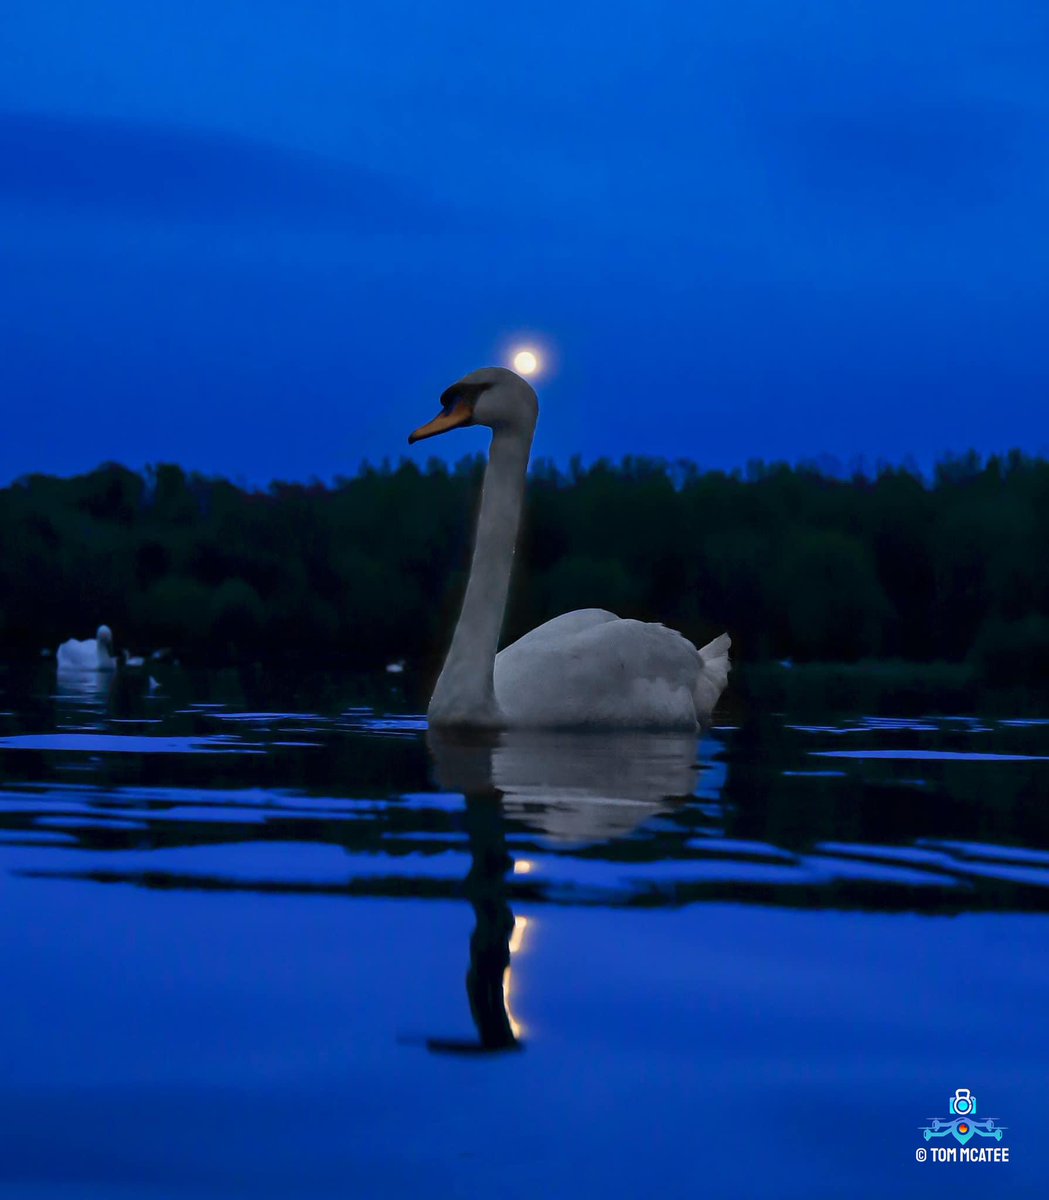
[949,1088,976,1117]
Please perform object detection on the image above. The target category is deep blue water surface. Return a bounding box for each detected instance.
[1,665,1047,1198]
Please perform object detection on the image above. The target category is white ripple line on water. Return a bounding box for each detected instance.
[0,733,265,755]
[811,749,1049,762]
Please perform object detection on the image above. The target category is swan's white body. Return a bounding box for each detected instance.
[494,609,730,729]
[56,625,117,673]
[411,368,731,731]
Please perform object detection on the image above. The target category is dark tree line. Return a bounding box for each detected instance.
[1,452,1047,683]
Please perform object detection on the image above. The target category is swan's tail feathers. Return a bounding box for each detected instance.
[694,632,732,721]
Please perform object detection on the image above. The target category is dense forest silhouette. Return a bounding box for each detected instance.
[1,452,1047,684]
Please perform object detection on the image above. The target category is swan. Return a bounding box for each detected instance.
[409,367,731,729]
[56,625,117,672]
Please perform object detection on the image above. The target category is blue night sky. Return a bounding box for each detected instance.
[1,0,1047,483]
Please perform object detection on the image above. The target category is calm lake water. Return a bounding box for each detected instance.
[1,663,1047,1199]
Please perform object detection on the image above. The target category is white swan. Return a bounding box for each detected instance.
[409,367,731,729]
[56,625,117,673]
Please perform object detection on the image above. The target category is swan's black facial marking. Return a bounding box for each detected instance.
[439,380,492,414]
[409,380,493,444]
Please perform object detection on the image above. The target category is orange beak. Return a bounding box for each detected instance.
[408,401,474,444]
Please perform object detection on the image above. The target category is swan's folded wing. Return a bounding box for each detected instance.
[56,638,93,669]
[501,608,619,653]
[495,617,701,728]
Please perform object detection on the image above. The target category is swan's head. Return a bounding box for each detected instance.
[409,367,538,445]
[96,625,113,647]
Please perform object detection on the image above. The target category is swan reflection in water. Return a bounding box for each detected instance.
[422,729,702,1055]
[52,661,160,731]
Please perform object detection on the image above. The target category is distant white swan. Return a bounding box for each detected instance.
[409,367,731,729]
[56,625,117,673]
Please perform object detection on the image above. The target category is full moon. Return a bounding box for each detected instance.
[512,348,539,376]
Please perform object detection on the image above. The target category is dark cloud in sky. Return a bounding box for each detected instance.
[0,0,1047,482]
[0,110,455,231]
[768,95,1033,216]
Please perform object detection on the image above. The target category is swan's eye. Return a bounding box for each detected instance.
[410,382,491,444]
[440,381,492,412]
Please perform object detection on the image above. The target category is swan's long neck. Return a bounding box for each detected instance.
[429,424,533,727]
